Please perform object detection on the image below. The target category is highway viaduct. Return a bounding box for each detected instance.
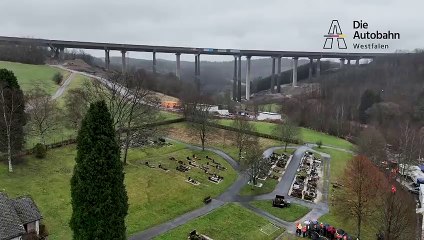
[0,36,389,102]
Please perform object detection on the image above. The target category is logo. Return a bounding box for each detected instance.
[323,20,347,49]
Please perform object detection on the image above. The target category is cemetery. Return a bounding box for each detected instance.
[289,151,323,202]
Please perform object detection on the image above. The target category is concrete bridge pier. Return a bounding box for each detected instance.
[292,57,298,87]
[271,57,276,93]
[58,47,65,63]
[245,56,251,100]
[104,49,110,70]
[175,53,181,80]
[237,55,242,102]
[316,58,321,77]
[232,56,237,101]
[153,51,157,74]
[194,54,200,91]
[308,58,313,80]
[339,58,345,68]
[121,50,127,73]
[277,57,282,93]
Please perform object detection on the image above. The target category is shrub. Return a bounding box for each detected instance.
[52,72,63,85]
[33,143,47,158]
[316,140,323,148]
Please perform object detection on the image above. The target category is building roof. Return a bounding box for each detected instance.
[0,193,42,240]
[12,196,43,225]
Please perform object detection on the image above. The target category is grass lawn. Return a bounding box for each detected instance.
[217,119,353,150]
[250,200,310,222]
[158,111,182,121]
[0,61,69,95]
[239,178,279,196]
[163,122,281,161]
[314,148,353,183]
[154,203,284,240]
[0,142,237,240]
[313,148,375,239]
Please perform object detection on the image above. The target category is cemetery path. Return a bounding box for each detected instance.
[128,199,225,240]
[131,141,335,239]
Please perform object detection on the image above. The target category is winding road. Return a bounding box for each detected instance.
[130,140,334,240]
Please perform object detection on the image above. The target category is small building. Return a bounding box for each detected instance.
[0,193,43,240]
[161,101,180,109]
[209,105,229,116]
[257,112,282,121]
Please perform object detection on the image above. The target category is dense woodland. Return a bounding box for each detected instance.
[280,52,424,152]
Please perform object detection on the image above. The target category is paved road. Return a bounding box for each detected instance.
[51,72,75,100]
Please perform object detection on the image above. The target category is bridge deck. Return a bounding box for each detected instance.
[0,36,390,59]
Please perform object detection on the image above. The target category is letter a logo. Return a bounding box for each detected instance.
[323,20,347,49]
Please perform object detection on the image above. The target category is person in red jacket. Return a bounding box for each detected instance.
[302,225,307,237]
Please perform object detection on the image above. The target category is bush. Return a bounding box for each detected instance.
[52,72,63,85]
[316,140,323,148]
[33,143,47,158]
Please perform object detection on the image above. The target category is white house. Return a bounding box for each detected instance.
[0,193,43,240]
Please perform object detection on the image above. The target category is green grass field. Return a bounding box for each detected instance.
[163,122,281,161]
[239,178,278,196]
[250,201,310,222]
[0,61,69,95]
[217,119,353,150]
[154,203,284,240]
[0,142,237,240]
[313,148,373,239]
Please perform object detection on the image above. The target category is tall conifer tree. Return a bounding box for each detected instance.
[70,100,128,240]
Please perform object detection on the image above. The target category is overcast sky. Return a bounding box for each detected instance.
[0,0,422,61]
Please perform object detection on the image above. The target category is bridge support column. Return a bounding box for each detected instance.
[175,53,181,80]
[104,49,110,70]
[277,57,282,93]
[195,54,200,91]
[237,55,242,102]
[232,56,237,101]
[153,51,157,74]
[339,58,345,68]
[59,47,65,63]
[246,56,251,100]
[271,57,276,93]
[308,58,313,80]
[316,58,321,77]
[121,50,127,74]
[292,57,298,87]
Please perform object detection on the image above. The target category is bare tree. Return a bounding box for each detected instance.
[231,116,255,161]
[26,87,59,145]
[87,71,159,163]
[275,119,299,151]
[397,121,419,183]
[377,183,417,240]
[181,92,213,151]
[64,81,94,133]
[335,155,387,239]
[241,137,268,186]
[357,127,387,167]
[0,71,26,173]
